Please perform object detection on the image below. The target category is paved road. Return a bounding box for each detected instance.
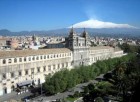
[30,91,74,102]
[0,74,103,102]
[30,80,99,102]
[74,97,83,102]
[0,91,32,102]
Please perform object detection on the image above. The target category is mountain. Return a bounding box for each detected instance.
[0,29,12,35]
[0,28,140,38]
[0,19,139,38]
[67,19,140,38]
[85,28,140,38]
[69,19,137,29]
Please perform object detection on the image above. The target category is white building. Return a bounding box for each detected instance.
[0,29,124,96]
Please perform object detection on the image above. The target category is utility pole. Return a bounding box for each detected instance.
[41,83,42,96]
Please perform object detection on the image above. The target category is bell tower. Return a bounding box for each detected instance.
[66,27,77,50]
[82,28,90,47]
[66,27,90,66]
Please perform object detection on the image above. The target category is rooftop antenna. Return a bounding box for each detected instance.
[72,24,73,29]
[70,24,74,33]
[84,27,86,32]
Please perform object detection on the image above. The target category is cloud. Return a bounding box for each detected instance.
[69,19,136,29]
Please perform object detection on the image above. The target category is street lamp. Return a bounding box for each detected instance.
[41,83,42,95]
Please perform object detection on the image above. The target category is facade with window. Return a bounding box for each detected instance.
[0,48,72,96]
[0,29,124,96]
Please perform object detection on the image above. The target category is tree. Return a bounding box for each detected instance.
[87,83,95,92]
[43,54,136,95]
[94,97,104,102]
[83,83,95,94]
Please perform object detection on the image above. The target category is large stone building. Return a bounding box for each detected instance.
[0,28,124,96]
[0,37,8,50]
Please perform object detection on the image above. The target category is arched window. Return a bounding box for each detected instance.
[51,55,53,58]
[19,58,22,62]
[58,64,60,69]
[62,63,64,68]
[8,59,12,63]
[28,57,31,61]
[81,55,83,59]
[11,72,14,78]
[53,65,55,70]
[3,87,7,94]
[3,73,6,79]
[32,80,35,85]
[36,56,39,60]
[62,54,64,57]
[37,67,40,72]
[40,56,42,60]
[25,70,28,75]
[43,66,46,71]
[14,58,17,63]
[38,78,40,85]
[3,59,6,64]
[24,57,26,62]
[32,56,35,60]
[44,55,46,59]
[11,85,15,91]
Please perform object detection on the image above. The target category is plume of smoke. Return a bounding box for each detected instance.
[69,19,137,29]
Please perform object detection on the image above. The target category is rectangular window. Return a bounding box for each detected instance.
[81,55,83,59]
[3,59,6,64]
[3,73,6,79]
[19,71,22,76]
[43,66,46,71]
[58,64,60,69]
[25,70,28,75]
[66,62,68,67]
[28,57,31,61]
[40,56,42,60]
[36,56,39,60]
[11,72,14,78]
[62,63,64,68]
[48,65,51,71]
[44,55,46,59]
[14,58,17,63]
[31,68,34,74]
[19,58,22,62]
[53,65,55,70]
[51,55,53,58]
[8,59,12,63]
[24,57,26,62]
[32,56,35,60]
[71,62,73,65]
[37,67,40,72]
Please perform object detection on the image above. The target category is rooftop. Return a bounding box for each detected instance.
[0,48,71,58]
[89,46,113,50]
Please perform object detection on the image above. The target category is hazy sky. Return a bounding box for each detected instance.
[0,0,139,31]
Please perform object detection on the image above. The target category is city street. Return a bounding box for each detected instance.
[30,79,99,102]
[0,91,32,102]
[0,75,101,102]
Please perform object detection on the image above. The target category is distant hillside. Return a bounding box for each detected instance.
[0,28,140,38]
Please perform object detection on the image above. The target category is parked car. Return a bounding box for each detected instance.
[21,96,30,102]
